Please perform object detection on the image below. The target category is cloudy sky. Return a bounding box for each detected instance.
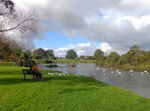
[12,0,150,57]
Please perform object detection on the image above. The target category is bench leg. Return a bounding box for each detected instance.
[37,76,40,80]
[24,74,26,79]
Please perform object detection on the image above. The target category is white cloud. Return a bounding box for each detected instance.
[42,47,49,51]
[97,43,112,54]
[11,0,150,53]
[53,42,114,57]
[116,15,150,29]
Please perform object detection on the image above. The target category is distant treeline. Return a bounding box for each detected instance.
[0,39,95,66]
[94,45,150,72]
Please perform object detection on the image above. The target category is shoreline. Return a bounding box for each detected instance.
[96,64,150,73]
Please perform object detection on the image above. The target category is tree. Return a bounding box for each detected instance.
[26,50,32,59]
[34,55,42,61]
[0,0,38,36]
[108,52,120,66]
[130,45,140,51]
[66,50,77,60]
[0,0,15,13]
[15,49,34,67]
[1,44,12,61]
[79,55,85,60]
[94,49,104,59]
[45,49,54,59]
[33,48,45,58]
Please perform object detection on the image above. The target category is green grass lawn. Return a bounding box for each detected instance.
[0,63,150,111]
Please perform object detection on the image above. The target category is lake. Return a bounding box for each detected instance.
[39,63,150,99]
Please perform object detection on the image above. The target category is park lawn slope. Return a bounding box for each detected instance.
[0,63,150,111]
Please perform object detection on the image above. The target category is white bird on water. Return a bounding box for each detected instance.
[129,70,134,73]
[96,67,99,70]
[144,70,147,73]
[111,71,114,73]
[118,72,122,75]
[103,73,106,76]
[144,71,149,74]
[141,72,144,75]
[116,70,119,72]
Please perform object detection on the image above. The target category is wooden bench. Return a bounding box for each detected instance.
[22,69,41,80]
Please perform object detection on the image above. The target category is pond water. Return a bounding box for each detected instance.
[39,63,150,99]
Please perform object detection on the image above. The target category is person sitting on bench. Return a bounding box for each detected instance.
[32,63,42,80]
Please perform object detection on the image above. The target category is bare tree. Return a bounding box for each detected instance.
[0,0,39,36]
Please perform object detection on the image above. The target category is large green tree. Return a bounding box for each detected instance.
[108,52,120,66]
[33,48,45,58]
[45,49,54,59]
[94,49,104,59]
[66,50,77,60]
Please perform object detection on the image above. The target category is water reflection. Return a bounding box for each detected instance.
[39,63,150,99]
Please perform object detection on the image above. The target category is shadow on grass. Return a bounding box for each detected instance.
[0,78,27,85]
[0,77,52,85]
[0,75,108,89]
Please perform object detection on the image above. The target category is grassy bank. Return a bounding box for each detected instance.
[34,59,96,64]
[0,63,150,111]
[52,59,96,63]
[97,62,150,73]
[119,64,150,72]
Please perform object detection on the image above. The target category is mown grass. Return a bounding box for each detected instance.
[0,63,150,111]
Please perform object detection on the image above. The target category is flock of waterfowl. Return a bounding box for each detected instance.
[96,67,150,79]
[48,72,70,76]
[47,66,150,80]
